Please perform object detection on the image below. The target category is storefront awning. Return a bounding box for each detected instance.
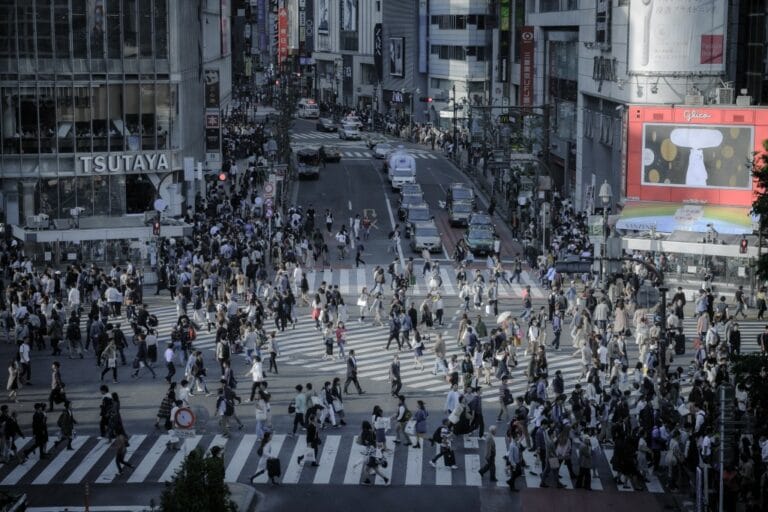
[615,201,758,235]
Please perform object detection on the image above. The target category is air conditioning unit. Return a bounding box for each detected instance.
[684,94,704,106]
[736,95,752,106]
[715,87,734,105]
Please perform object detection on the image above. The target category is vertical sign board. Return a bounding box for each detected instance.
[278,7,289,65]
[519,26,534,107]
[418,0,427,74]
[373,24,383,81]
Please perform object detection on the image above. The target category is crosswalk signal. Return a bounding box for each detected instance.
[152,220,161,236]
[740,238,748,254]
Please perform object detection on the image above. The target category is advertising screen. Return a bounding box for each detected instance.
[626,106,768,207]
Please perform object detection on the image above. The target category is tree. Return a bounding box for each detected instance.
[160,447,236,512]
[751,138,768,279]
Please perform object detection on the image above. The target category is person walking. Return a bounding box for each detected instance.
[478,425,498,482]
[249,431,281,485]
[344,350,364,394]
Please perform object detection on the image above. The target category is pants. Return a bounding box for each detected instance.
[165,361,176,382]
[292,412,306,434]
[344,376,363,394]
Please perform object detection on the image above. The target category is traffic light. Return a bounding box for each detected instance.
[740,238,748,254]
[152,220,161,236]
[419,97,433,103]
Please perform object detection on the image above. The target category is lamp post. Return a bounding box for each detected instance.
[598,179,613,290]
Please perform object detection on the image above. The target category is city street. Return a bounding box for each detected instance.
[0,119,763,511]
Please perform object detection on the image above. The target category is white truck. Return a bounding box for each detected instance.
[387,147,417,190]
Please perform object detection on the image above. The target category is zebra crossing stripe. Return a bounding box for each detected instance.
[159,435,203,482]
[225,434,257,482]
[250,434,286,484]
[313,435,340,484]
[1,440,56,485]
[33,436,88,485]
[64,437,112,484]
[95,434,145,484]
[127,435,169,483]
[405,442,423,485]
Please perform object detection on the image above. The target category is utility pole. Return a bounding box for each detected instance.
[452,84,458,160]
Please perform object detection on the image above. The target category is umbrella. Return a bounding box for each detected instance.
[496,311,513,325]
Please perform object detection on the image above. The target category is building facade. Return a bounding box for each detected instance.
[0,0,231,265]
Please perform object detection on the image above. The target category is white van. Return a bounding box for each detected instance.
[297,98,320,119]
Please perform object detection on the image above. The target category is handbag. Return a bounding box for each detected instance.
[404,419,416,436]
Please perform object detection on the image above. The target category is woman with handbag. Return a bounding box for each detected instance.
[249,431,281,485]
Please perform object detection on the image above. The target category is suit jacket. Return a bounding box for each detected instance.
[346,357,358,378]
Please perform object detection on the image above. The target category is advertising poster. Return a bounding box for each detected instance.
[625,105,768,207]
[628,0,725,74]
[317,0,329,34]
[389,37,404,77]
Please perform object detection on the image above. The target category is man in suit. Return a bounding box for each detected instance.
[344,350,364,394]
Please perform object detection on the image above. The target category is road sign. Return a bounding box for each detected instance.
[263,182,275,199]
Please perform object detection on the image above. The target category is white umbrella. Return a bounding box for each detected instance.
[496,311,513,325]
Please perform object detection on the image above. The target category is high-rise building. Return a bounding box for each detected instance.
[0,0,231,266]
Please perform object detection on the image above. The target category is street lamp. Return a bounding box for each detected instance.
[598,179,613,290]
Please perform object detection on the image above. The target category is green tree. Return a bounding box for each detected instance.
[160,448,237,512]
[751,138,768,279]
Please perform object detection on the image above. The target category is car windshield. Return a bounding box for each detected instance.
[452,188,472,200]
[409,208,430,221]
[417,226,439,237]
[453,202,472,213]
[297,151,321,165]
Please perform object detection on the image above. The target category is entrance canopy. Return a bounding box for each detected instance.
[615,201,757,235]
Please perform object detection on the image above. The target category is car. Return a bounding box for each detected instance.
[464,225,495,256]
[321,145,342,163]
[411,221,442,253]
[468,212,495,233]
[295,146,322,180]
[373,143,393,159]
[339,123,361,140]
[448,200,473,227]
[397,194,425,221]
[404,204,432,238]
[316,117,337,132]
[445,183,476,210]
[366,134,387,149]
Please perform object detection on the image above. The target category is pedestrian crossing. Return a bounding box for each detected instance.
[0,432,670,492]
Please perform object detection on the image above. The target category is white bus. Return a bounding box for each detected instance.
[297,98,320,119]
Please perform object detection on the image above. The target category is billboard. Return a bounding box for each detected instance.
[625,106,768,207]
[628,0,725,74]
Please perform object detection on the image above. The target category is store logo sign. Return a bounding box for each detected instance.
[79,152,171,173]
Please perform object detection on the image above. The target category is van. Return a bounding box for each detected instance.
[297,98,320,119]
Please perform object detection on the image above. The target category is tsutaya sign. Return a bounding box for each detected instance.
[78,152,171,174]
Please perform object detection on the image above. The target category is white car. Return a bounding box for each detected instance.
[373,143,393,159]
[339,123,360,140]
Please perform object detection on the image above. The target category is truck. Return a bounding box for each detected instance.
[387,147,417,190]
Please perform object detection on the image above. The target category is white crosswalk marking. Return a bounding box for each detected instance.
[95,434,145,484]
[159,435,203,482]
[32,436,88,484]
[127,435,169,483]
[225,434,257,483]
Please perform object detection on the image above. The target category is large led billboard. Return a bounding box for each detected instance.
[626,106,768,207]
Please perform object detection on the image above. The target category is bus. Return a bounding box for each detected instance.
[297,98,320,119]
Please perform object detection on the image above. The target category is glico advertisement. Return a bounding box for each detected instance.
[626,106,768,207]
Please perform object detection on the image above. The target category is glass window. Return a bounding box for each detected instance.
[54,0,71,70]
[107,0,121,59]
[72,0,88,59]
[154,0,168,59]
[56,86,74,153]
[139,0,153,57]
[37,2,53,59]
